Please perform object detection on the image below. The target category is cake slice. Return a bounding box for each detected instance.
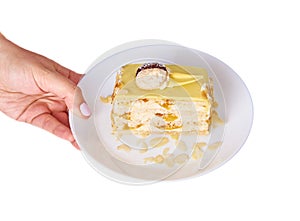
[110,63,214,136]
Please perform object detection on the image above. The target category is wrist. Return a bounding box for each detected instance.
[0,33,7,52]
[0,33,12,52]
[0,32,6,44]
[0,33,7,91]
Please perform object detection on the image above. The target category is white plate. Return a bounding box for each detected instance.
[70,40,253,184]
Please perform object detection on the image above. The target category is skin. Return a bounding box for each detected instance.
[0,33,90,149]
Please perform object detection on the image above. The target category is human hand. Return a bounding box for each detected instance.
[0,33,91,149]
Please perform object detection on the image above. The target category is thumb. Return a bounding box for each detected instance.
[73,86,92,118]
[40,70,91,118]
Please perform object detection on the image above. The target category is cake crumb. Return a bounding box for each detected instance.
[154,155,164,164]
[149,137,169,148]
[174,154,189,164]
[163,147,170,156]
[193,142,207,149]
[117,144,131,152]
[144,157,155,163]
[212,110,224,126]
[169,132,180,141]
[100,95,112,103]
[212,101,219,108]
[192,148,203,160]
[208,141,222,150]
[192,143,205,160]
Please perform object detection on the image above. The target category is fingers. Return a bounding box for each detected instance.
[52,111,80,149]
[73,87,91,118]
[31,112,74,142]
[31,112,81,150]
[52,111,69,127]
[37,70,91,119]
[71,141,80,150]
[35,60,89,149]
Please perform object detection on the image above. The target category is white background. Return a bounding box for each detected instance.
[1,0,299,220]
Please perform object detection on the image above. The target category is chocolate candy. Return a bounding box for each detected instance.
[136,63,167,76]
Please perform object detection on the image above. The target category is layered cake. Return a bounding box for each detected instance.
[110,63,214,136]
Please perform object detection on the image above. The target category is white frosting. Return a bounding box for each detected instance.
[135,68,169,90]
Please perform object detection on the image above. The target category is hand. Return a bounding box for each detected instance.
[0,33,91,149]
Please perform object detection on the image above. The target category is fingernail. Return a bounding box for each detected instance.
[80,103,91,117]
